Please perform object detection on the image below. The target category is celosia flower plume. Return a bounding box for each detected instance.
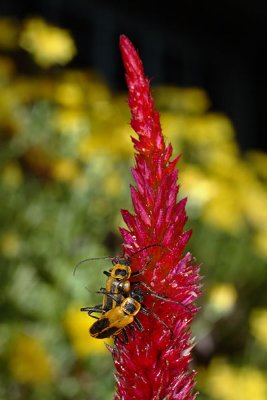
[113,35,201,399]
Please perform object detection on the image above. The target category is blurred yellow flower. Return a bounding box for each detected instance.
[54,108,89,135]
[77,136,97,161]
[201,358,267,400]
[203,143,239,176]
[0,232,21,258]
[54,82,84,107]
[86,79,112,109]
[181,166,217,212]
[202,182,244,234]
[8,333,54,384]
[160,113,186,144]
[242,187,267,232]
[0,18,19,49]
[104,172,123,197]
[110,125,133,156]
[19,18,76,68]
[51,158,80,182]
[155,87,210,114]
[249,308,267,348]
[247,150,267,181]
[207,283,237,316]
[10,76,55,103]
[64,306,112,358]
[1,162,24,188]
[253,231,267,259]
[77,125,132,161]
[0,56,15,81]
[186,114,235,146]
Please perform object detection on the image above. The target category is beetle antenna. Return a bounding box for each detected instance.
[129,244,165,259]
[73,256,114,276]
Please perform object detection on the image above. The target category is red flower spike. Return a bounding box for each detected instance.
[114,35,201,400]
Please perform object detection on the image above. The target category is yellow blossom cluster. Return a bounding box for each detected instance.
[8,333,55,384]
[199,358,267,400]
[161,105,267,240]
[249,308,267,348]
[207,283,237,316]
[20,18,76,67]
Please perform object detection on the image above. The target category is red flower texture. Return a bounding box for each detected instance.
[112,35,201,400]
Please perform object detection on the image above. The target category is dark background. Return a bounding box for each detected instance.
[1,0,267,151]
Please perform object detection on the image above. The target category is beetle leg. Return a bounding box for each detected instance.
[116,329,129,344]
[134,316,144,332]
[127,324,135,340]
[122,329,129,344]
[80,305,103,318]
[96,289,122,305]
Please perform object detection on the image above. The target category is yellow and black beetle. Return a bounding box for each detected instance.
[77,245,163,317]
[82,284,192,344]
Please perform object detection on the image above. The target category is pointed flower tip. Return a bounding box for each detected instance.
[119,34,130,48]
[119,34,144,80]
[119,34,136,59]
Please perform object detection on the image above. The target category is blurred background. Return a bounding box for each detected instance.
[0,1,267,399]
